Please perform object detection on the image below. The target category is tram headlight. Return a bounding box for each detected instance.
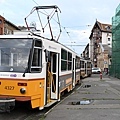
[20,88,26,94]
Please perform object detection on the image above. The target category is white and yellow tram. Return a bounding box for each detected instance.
[0,32,84,111]
[80,58,92,78]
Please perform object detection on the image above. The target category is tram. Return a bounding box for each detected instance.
[0,32,83,111]
[80,59,92,78]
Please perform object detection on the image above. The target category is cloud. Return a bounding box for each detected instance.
[63,28,91,43]
[58,27,92,54]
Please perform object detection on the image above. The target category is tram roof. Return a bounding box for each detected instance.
[0,31,80,57]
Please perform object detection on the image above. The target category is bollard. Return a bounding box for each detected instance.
[100,72,102,80]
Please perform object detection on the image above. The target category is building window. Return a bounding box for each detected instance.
[108,38,110,41]
[4,27,7,35]
[107,26,111,30]
[0,28,2,35]
[0,19,2,24]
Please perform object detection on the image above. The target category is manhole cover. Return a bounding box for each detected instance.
[68,100,92,105]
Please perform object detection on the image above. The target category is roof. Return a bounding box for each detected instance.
[18,26,28,30]
[96,21,112,32]
[89,20,112,39]
[5,19,20,30]
[0,15,20,30]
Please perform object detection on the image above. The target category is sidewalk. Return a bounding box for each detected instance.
[44,74,120,120]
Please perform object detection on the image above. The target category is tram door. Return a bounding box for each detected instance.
[46,52,59,103]
[50,52,59,99]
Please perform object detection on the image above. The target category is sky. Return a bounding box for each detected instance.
[0,0,120,55]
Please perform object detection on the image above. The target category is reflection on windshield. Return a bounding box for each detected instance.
[1,48,30,67]
[0,39,33,72]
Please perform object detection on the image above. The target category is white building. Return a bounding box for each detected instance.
[89,20,112,70]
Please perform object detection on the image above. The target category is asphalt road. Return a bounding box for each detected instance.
[45,74,120,120]
[1,74,119,120]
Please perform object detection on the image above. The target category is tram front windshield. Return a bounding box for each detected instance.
[0,38,33,72]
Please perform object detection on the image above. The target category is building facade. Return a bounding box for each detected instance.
[89,20,112,71]
[0,15,19,35]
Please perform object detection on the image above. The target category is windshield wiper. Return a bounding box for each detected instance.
[22,67,28,77]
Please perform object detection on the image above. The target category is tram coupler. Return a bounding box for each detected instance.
[0,98,15,112]
[100,72,102,80]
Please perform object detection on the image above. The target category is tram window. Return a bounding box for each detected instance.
[68,52,72,61]
[61,60,67,71]
[61,49,73,71]
[35,40,42,47]
[11,53,17,66]
[87,62,89,68]
[31,68,41,72]
[31,48,42,72]
[1,49,18,66]
[76,57,80,69]
[87,62,91,68]
[68,62,72,70]
[76,62,80,69]
[61,49,67,71]
[1,50,9,66]
[80,61,84,68]
[61,49,67,60]
[68,52,72,70]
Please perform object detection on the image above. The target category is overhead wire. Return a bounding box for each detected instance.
[32,0,39,5]
[31,0,90,47]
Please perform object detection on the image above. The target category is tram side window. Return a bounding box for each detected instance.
[68,52,72,70]
[32,49,41,66]
[80,61,84,68]
[76,57,80,69]
[61,49,72,71]
[34,40,42,47]
[61,49,67,71]
[87,62,92,68]
[31,40,42,72]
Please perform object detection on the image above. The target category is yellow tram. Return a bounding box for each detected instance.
[0,32,82,111]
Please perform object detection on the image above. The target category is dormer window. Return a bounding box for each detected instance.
[105,26,111,30]
[107,26,110,30]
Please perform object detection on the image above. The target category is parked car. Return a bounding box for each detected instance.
[92,67,101,74]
